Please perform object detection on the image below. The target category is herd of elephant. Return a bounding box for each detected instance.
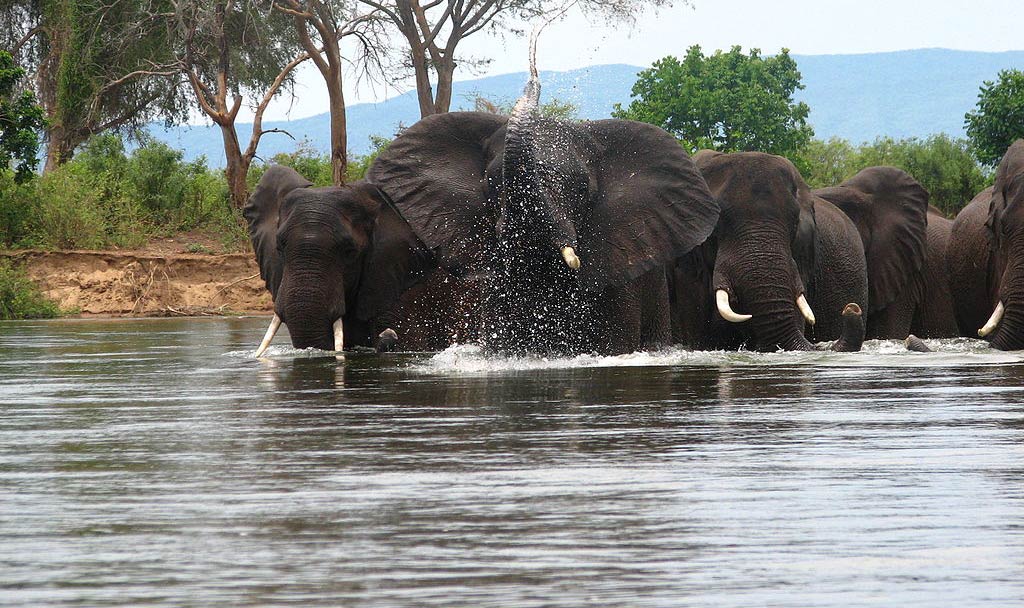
[243,73,1024,358]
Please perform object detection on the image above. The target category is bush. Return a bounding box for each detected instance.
[0,133,243,251]
[798,134,992,217]
[0,258,62,319]
[965,69,1024,166]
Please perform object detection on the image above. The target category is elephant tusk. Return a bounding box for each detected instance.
[978,301,1005,337]
[254,314,282,357]
[333,319,345,353]
[796,294,816,326]
[716,289,752,322]
[561,246,581,270]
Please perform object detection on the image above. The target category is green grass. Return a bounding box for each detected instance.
[0,259,63,319]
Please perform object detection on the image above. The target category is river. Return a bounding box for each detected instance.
[2,317,1024,606]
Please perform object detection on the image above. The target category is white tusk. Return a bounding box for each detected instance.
[254,314,282,357]
[797,294,816,326]
[333,319,345,353]
[978,301,1005,337]
[716,289,752,322]
[561,246,581,270]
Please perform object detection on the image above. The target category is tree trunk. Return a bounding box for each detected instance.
[410,45,436,117]
[432,58,456,115]
[43,123,76,172]
[220,122,249,209]
[327,77,347,185]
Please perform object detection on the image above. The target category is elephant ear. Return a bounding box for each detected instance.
[243,165,313,299]
[367,112,507,274]
[350,184,435,322]
[817,167,928,312]
[578,120,720,291]
[986,140,1024,249]
[794,185,819,294]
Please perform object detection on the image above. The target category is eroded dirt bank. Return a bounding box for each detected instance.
[2,249,272,316]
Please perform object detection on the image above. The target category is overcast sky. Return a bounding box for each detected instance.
[247,0,1023,123]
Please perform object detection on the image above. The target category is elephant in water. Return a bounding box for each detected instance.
[244,166,479,355]
[814,166,931,339]
[949,139,1024,349]
[368,73,720,355]
[673,150,866,352]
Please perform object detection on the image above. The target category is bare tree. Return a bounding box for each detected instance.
[358,0,679,118]
[173,0,310,208]
[272,0,390,184]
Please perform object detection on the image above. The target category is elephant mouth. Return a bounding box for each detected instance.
[254,315,344,356]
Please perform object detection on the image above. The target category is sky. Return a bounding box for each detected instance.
[242,0,1023,123]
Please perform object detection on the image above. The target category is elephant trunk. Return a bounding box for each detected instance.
[502,52,579,268]
[276,268,344,352]
[714,235,814,351]
[984,246,1024,350]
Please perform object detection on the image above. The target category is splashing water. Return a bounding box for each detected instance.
[413,338,1024,374]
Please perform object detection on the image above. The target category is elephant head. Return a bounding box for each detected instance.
[244,166,431,355]
[368,100,719,354]
[692,150,866,351]
[814,166,929,339]
[978,139,1024,349]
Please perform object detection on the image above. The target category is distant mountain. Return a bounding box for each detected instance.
[151,48,1024,166]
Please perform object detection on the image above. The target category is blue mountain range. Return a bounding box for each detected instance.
[151,48,1024,166]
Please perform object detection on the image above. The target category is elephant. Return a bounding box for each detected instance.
[915,205,959,338]
[367,73,720,355]
[672,150,867,352]
[813,166,930,339]
[244,165,479,355]
[949,138,1024,349]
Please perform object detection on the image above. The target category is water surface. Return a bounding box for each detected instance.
[2,317,1024,606]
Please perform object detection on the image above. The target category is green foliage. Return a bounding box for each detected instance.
[613,45,813,157]
[248,136,392,187]
[0,133,241,250]
[799,134,991,217]
[464,91,580,120]
[0,51,46,182]
[965,69,1024,166]
[0,258,63,319]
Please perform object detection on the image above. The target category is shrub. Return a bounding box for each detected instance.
[797,134,992,217]
[0,258,62,319]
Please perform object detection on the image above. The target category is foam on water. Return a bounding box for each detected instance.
[413,338,1024,374]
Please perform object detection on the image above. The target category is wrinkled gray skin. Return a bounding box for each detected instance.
[244,166,479,352]
[814,166,935,339]
[949,139,1024,349]
[369,88,720,355]
[673,151,867,352]
[914,205,959,338]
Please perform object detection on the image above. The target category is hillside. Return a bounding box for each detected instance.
[152,48,1024,165]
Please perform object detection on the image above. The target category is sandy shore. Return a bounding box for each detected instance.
[2,248,272,317]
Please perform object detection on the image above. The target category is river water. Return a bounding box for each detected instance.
[2,317,1024,606]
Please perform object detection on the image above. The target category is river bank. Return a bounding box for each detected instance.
[1,245,271,317]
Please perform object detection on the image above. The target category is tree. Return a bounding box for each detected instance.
[852,135,991,218]
[173,0,309,208]
[361,0,678,118]
[798,134,990,218]
[0,51,46,182]
[272,0,390,184]
[2,0,190,171]
[965,68,1024,166]
[613,45,813,157]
